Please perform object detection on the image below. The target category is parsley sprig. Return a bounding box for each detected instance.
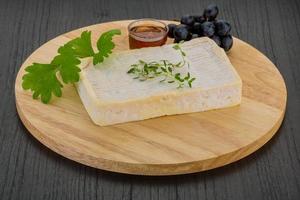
[127,42,196,88]
[22,29,121,103]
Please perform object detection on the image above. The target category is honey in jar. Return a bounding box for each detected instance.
[128,19,168,49]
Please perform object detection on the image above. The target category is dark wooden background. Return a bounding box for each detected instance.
[0,0,299,199]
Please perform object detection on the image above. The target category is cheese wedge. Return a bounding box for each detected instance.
[76,37,242,126]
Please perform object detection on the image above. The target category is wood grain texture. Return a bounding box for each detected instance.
[1,0,300,199]
[14,20,287,175]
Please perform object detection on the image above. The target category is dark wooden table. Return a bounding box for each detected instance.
[0,0,299,199]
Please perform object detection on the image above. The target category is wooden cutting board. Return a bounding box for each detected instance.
[15,20,287,175]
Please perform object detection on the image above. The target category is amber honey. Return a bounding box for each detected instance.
[128,19,168,49]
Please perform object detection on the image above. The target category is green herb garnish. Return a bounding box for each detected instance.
[127,42,196,88]
[93,29,121,65]
[22,29,121,104]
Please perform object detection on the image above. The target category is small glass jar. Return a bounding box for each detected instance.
[128,19,168,49]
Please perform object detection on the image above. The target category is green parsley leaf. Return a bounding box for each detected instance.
[22,29,121,104]
[22,63,63,104]
[62,31,94,58]
[93,29,121,65]
[51,51,81,84]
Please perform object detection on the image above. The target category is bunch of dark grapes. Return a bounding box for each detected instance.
[167,4,233,51]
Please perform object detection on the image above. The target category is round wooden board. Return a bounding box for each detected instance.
[15,20,287,175]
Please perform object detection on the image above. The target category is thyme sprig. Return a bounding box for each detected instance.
[127,42,196,88]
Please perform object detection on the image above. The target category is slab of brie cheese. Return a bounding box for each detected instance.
[76,37,242,126]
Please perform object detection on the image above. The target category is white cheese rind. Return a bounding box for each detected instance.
[76,37,242,126]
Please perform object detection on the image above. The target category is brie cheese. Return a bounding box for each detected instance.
[76,37,242,126]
